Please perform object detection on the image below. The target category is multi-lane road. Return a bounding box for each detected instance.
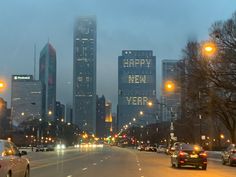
[25,146,236,177]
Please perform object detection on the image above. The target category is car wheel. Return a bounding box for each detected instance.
[202,165,207,170]
[24,167,30,177]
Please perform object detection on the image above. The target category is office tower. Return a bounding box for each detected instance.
[11,75,42,126]
[39,42,57,120]
[55,101,65,121]
[73,16,97,133]
[96,95,106,137]
[118,50,156,129]
[161,59,181,122]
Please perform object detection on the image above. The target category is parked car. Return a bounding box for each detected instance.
[35,145,46,152]
[137,144,145,151]
[171,143,207,170]
[0,139,30,177]
[222,144,236,166]
[156,145,167,153]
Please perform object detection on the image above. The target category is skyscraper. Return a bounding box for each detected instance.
[11,75,42,126]
[161,59,181,122]
[73,17,97,133]
[39,42,57,120]
[118,50,156,129]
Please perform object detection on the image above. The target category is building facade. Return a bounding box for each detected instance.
[0,97,8,138]
[73,17,97,133]
[39,42,57,120]
[11,75,42,126]
[118,50,156,129]
[161,59,181,122]
[55,101,65,122]
[96,95,106,137]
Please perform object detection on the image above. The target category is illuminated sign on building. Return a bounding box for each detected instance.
[123,59,152,68]
[118,50,156,129]
[13,75,32,81]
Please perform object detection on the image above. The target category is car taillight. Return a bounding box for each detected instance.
[199,152,207,157]
[179,151,187,156]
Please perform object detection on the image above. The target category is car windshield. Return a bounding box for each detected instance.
[1,0,236,177]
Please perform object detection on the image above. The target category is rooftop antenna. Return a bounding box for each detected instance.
[34,44,36,80]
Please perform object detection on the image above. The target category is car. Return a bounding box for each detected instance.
[167,142,184,155]
[35,145,46,152]
[171,143,207,170]
[0,139,30,177]
[157,145,167,153]
[222,144,236,166]
[46,144,55,151]
[137,145,145,151]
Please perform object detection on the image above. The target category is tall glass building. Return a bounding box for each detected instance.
[11,75,42,126]
[39,42,57,121]
[73,17,97,133]
[118,50,156,129]
[161,59,181,122]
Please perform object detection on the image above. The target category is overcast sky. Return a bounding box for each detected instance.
[0,0,236,111]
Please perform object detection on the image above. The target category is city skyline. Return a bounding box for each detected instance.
[0,0,236,112]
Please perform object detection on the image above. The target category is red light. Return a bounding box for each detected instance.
[200,152,207,157]
[179,151,186,156]
[114,134,118,138]
[122,135,126,138]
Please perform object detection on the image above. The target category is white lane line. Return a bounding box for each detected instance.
[139,168,142,171]
[93,163,97,166]
[82,168,88,171]
[141,176,144,177]
[100,160,103,162]
[67,175,72,177]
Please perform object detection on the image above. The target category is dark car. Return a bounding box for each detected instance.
[222,144,236,166]
[171,143,207,170]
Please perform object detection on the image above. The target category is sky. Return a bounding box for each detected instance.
[0,0,236,112]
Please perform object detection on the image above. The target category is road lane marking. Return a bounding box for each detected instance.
[100,160,103,162]
[82,168,88,171]
[67,175,72,177]
[139,168,142,171]
[93,163,97,166]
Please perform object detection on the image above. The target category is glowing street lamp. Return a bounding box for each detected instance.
[0,80,6,92]
[201,41,217,58]
[147,101,153,107]
[48,110,52,116]
[139,111,144,116]
[164,80,175,92]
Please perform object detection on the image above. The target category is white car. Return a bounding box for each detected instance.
[0,139,30,177]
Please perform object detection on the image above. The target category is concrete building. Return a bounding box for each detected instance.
[11,75,42,126]
[118,50,156,129]
[73,16,97,133]
[39,42,57,120]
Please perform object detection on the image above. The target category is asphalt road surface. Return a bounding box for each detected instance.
[26,146,236,177]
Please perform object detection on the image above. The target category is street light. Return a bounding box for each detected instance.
[201,41,217,57]
[0,80,6,92]
[164,80,175,92]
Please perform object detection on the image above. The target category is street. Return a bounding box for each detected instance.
[25,146,236,177]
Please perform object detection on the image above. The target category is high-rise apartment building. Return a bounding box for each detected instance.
[11,75,42,126]
[39,42,57,120]
[161,59,181,122]
[73,17,97,133]
[118,50,156,129]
